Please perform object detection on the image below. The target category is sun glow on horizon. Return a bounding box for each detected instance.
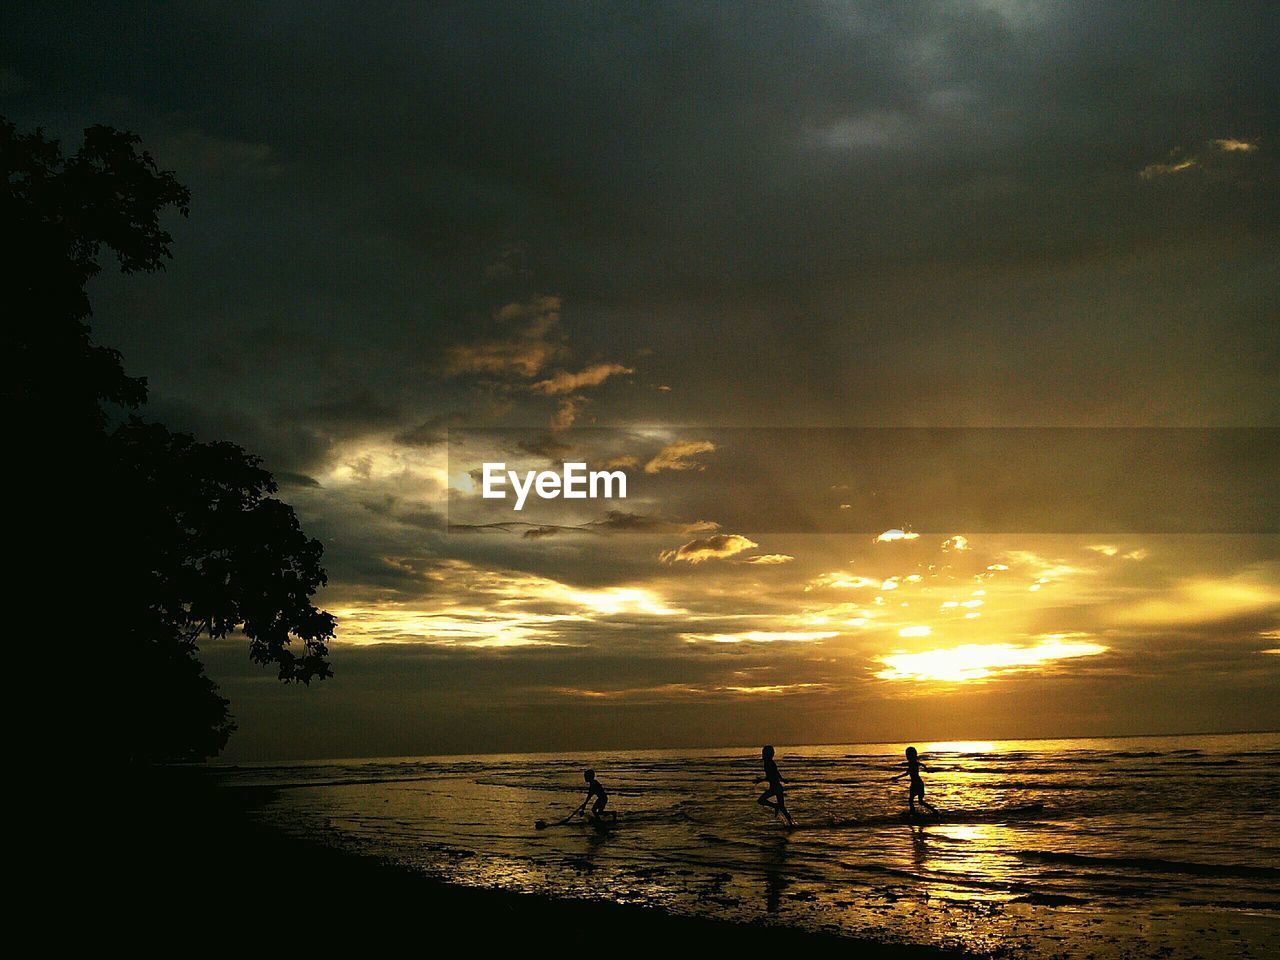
[682,630,841,644]
[875,636,1108,683]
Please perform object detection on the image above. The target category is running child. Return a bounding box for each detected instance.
[890,746,937,815]
[755,745,795,827]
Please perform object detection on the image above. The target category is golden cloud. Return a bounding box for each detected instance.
[644,440,716,473]
[682,630,840,644]
[1089,543,1149,561]
[445,295,562,377]
[531,362,634,395]
[875,528,919,543]
[1213,138,1257,152]
[660,533,758,564]
[331,561,685,647]
[804,572,878,591]
[1140,138,1258,179]
[1111,573,1280,626]
[550,396,583,430]
[1139,158,1197,179]
[549,681,829,702]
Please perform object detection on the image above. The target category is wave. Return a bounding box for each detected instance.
[795,802,1048,830]
[1015,849,1280,880]
[1009,891,1090,906]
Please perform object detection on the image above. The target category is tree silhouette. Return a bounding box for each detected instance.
[112,420,336,760]
[3,119,187,430]
[3,118,334,762]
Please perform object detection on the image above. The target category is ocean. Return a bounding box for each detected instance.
[216,732,1279,958]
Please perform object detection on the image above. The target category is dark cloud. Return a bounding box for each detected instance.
[303,390,400,435]
[6,2,1278,758]
[393,412,467,447]
[521,526,562,540]
[587,511,718,535]
[275,471,321,489]
[517,432,574,460]
[6,2,1275,430]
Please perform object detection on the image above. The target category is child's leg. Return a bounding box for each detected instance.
[911,782,934,814]
[758,786,780,811]
[776,791,795,825]
[915,781,936,813]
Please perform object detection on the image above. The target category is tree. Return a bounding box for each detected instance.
[3,119,188,430]
[112,420,336,760]
[3,118,334,762]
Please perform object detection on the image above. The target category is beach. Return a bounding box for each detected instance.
[145,734,1280,957]
[120,770,958,955]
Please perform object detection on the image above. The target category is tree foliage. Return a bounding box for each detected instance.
[112,422,335,685]
[3,119,189,426]
[3,118,333,762]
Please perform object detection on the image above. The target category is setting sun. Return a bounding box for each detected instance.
[875,638,1108,683]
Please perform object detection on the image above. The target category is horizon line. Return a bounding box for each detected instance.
[207,726,1280,767]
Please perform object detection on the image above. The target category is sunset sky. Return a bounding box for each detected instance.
[4,2,1277,758]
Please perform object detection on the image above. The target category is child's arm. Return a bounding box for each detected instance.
[889,770,907,781]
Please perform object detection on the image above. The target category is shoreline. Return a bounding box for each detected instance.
[120,769,973,955]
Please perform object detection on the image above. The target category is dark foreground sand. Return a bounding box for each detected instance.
[110,769,979,956]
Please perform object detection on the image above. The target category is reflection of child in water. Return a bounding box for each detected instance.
[583,768,616,822]
[755,745,795,826]
[891,746,937,815]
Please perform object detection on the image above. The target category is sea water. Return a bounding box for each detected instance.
[215,733,1279,958]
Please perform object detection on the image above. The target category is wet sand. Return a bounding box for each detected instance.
[114,769,971,955]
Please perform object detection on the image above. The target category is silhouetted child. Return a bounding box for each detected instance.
[891,746,937,815]
[755,745,795,826]
[583,768,616,822]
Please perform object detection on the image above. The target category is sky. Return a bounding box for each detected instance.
[3,1,1278,759]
